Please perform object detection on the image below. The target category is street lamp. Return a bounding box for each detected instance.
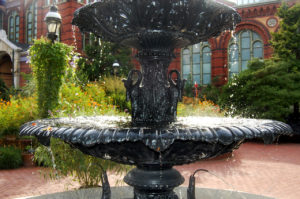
[44,5,62,43]
[113,60,120,76]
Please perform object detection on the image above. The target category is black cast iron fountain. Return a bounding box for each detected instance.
[20,1,293,199]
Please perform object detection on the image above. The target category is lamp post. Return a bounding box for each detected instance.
[112,60,120,76]
[44,5,62,43]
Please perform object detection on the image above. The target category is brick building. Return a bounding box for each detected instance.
[0,0,85,88]
[0,0,299,88]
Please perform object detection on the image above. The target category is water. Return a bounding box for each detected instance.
[193,169,248,199]
[72,25,78,51]
[46,146,59,179]
[28,115,278,130]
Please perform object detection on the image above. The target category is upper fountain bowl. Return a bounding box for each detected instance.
[72,0,241,49]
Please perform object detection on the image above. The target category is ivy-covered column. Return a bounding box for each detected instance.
[29,38,73,118]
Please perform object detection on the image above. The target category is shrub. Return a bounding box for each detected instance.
[101,76,131,112]
[35,138,129,187]
[0,147,22,169]
[198,84,221,104]
[0,77,9,101]
[178,97,223,117]
[76,34,132,84]
[0,96,38,137]
[219,59,300,121]
[55,82,118,117]
[20,73,36,97]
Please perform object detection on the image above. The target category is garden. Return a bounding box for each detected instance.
[0,3,299,198]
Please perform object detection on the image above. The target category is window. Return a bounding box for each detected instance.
[27,11,33,43]
[45,0,50,6]
[26,1,38,43]
[8,11,20,42]
[181,42,211,85]
[0,11,3,30]
[228,30,263,78]
[9,16,14,40]
[237,0,261,5]
[15,15,20,42]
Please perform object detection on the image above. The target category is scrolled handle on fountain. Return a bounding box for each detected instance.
[168,70,186,102]
[123,70,142,120]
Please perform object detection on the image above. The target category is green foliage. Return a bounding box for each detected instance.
[183,75,194,97]
[0,96,38,137]
[219,59,300,121]
[0,77,10,101]
[0,147,22,169]
[219,4,300,121]
[271,3,300,65]
[76,34,133,84]
[20,73,36,97]
[101,76,131,112]
[34,145,54,167]
[198,84,220,104]
[29,37,73,118]
[178,97,223,117]
[55,82,118,117]
[35,138,129,188]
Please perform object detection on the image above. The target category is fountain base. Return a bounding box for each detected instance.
[124,167,184,199]
[22,186,274,199]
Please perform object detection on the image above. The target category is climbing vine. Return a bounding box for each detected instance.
[29,38,73,118]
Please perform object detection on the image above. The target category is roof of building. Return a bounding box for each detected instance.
[11,41,30,51]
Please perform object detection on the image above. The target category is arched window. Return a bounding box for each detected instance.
[26,1,38,43]
[181,42,211,85]
[15,15,20,42]
[0,11,3,30]
[9,16,14,40]
[27,11,33,43]
[228,30,263,77]
[8,11,20,42]
[45,0,51,6]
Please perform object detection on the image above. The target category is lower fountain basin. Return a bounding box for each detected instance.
[20,116,292,167]
[20,186,274,199]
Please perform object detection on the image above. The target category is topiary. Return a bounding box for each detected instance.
[29,37,73,118]
[0,147,22,169]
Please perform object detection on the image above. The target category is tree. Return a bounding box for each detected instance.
[219,3,300,122]
[76,34,133,84]
[271,3,300,64]
[219,59,300,121]
[0,77,9,101]
[271,3,300,117]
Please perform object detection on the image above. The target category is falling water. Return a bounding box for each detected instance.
[159,151,163,187]
[194,169,248,199]
[30,137,33,151]
[178,189,183,199]
[47,146,59,179]
[72,25,78,51]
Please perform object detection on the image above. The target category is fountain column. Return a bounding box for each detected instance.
[123,49,185,126]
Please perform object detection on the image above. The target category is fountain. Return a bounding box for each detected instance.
[20,0,293,199]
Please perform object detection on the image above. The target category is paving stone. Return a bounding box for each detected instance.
[1,142,299,199]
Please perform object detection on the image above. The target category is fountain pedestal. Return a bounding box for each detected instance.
[124,167,184,199]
